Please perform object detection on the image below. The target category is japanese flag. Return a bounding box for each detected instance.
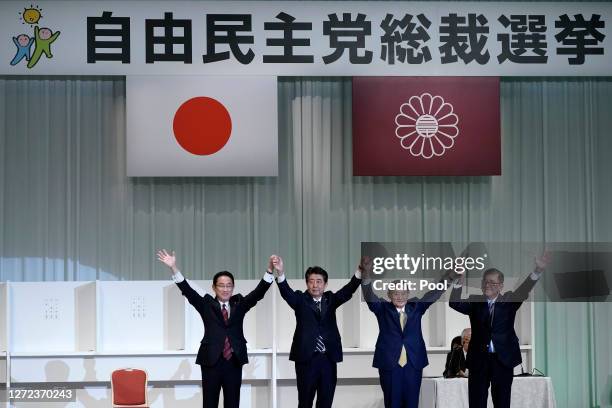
[127,75,277,176]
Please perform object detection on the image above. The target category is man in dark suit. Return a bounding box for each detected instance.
[157,249,276,408]
[443,335,466,378]
[443,336,462,378]
[361,258,451,408]
[275,256,362,408]
[443,328,471,378]
[449,252,550,408]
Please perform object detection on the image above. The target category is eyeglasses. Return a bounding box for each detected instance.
[482,280,501,287]
[215,284,234,289]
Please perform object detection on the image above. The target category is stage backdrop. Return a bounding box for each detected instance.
[0,75,612,408]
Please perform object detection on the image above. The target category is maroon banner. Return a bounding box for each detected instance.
[353,77,500,176]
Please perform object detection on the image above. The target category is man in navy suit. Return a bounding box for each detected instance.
[157,249,276,408]
[275,256,362,408]
[449,252,550,408]
[361,257,452,408]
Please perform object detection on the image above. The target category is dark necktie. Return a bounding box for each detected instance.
[222,304,233,360]
[314,300,326,352]
[487,301,496,353]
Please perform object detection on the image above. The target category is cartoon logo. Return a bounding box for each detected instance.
[10,4,60,69]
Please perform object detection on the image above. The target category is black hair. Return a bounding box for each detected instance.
[213,270,235,286]
[450,336,462,349]
[304,266,328,283]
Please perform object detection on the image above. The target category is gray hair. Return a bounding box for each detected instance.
[482,268,504,284]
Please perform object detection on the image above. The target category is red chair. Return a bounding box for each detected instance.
[111,368,149,407]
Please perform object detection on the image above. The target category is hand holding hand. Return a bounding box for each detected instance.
[270,254,284,276]
[358,256,373,279]
[267,255,275,273]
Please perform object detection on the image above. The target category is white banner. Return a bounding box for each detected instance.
[1,1,610,76]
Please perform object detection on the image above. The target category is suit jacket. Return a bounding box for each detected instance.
[363,283,446,370]
[443,348,467,377]
[176,277,272,367]
[449,275,538,369]
[277,276,361,363]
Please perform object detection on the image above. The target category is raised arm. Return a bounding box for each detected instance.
[508,251,550,304]
[241,255,276,309]
[361,281,386,314]
[419,270,457,308]
[275,256,300,309]
[157,248,179,275]
[359,256,385,314]
[332,259,363,306]
[449,273,472,315]
[417,277,451,314]
[157,249,203,307]
[49,30,60,43]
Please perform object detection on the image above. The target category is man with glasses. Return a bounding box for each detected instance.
[449,252,550,408]
[157,249,278,408]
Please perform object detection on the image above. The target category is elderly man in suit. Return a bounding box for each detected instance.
[157,249,277,408]
[443,328,471,378]
[361,257,452,408]
[449,252,550,408]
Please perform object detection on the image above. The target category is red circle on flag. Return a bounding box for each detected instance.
[172,97,232,156]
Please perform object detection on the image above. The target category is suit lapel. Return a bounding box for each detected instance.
[473,295,486,323]
[401,304,413,333]
[320,294,329,317]
[210,297,225,325]
[486,294,504,325]
[227,296,240,324]
[306,293,320,318]
[307,293,328,319]
[480,300,489,326]
[387,303,403,332]
[480,296,496,330]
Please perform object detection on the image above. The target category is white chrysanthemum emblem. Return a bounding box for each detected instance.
[395,93,459,159]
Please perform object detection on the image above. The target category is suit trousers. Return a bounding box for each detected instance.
[468,353,514,408]
[378,363,423,408]
[295,352,337,408]
[201,355,242,408]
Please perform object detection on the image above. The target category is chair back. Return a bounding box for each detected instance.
[111,368,148,407]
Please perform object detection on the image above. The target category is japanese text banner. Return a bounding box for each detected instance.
[1,1,610,76]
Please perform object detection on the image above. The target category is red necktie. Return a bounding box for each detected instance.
[222,304,233,360]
